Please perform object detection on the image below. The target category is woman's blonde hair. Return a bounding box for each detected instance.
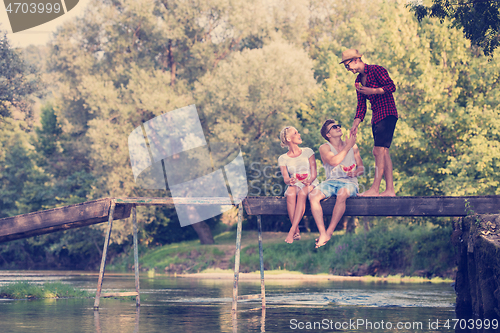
[279,126,292,148]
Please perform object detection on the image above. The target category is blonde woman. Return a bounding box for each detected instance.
[278,126,319,243]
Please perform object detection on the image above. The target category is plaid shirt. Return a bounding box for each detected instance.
[355,64,398,124]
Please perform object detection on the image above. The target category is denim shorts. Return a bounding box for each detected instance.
[317,180,358,198]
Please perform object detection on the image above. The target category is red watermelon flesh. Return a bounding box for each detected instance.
[296,173,308,181]
[341,164,356,173]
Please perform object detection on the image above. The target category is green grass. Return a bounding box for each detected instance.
[109,223,457,279]
[108,238,229,273]
[239,224,456,278]
[0,282,90,299]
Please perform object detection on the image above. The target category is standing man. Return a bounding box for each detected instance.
[340,49,398,197]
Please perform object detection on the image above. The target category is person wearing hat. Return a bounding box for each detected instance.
[340,49,398,197]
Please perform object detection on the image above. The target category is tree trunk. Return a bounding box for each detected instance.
[168,40,176,86]
[363,216,371,232]
[344,216,357,234]
[192,221,214,244]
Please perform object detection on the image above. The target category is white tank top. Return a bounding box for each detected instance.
[323,142,358,188]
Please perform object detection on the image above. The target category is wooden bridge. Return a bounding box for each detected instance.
[1,195,499,243]
[1,195,499,313]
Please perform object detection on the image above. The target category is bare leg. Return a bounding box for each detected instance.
[308,189,330,247]
[285,186,297,225]
[380,150,396,196]
[359,146,385,196]
[325,188,350,237]
[285,186,313,243]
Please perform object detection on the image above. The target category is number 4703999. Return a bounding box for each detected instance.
[444,319,498,330]
[6,2,62,14]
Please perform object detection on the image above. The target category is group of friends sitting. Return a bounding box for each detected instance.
[277,49,398,248]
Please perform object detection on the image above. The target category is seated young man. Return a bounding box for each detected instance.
[308,119,364,248]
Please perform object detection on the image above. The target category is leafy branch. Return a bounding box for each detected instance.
[407,0,500,56]
[464,199,482,226]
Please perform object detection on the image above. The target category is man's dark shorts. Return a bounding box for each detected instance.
[372,115,397,148]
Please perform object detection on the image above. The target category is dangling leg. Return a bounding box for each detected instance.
[285,185,314,243]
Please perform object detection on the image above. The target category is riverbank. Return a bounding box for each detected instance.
[178,269,453,283]
[108,223,457,279]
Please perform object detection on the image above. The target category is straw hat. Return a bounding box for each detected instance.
[339,49,363,64]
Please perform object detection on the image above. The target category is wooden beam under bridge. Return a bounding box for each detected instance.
[0,198,132,243]
[242,195,500,217]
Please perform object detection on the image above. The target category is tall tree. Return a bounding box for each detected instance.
[407,0,500,56]
[0,31,39,122]
[194,40,319,195]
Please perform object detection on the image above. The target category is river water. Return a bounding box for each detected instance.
[0,271,481,332]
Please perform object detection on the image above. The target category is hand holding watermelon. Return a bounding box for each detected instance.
[295,173,309,181]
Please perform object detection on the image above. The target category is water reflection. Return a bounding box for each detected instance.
[94,307,140,333]
[0,271,464,333]
[232,307,266,333]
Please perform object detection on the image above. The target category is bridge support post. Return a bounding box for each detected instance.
[257,215,265,309]
[232,203,243,317]
[132,205,140,307]
[94,201,116,310]
[231,205,266,321]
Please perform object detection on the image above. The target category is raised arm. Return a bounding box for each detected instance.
[347,144,365,177]
[319,133,357,167]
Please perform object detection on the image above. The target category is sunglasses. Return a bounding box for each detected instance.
[327,124,341,134]
[344,59,355,69]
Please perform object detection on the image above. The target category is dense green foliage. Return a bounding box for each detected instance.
[0,33,39,120]
[408,0,500,56]
[0,0,499,270]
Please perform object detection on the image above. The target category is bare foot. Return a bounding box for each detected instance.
[293,233,301,241]
[358,189,380,197]
[315,232,332,243]
[379,190,396,197]
[285,232,295,244]
[315,233,331,248]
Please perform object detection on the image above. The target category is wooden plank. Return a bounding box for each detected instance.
[237,294,262,300]
[101,292,139,297]
[242,196,500,217]
[242,198,254,215]
[0,198,131,243]
[114,197,236,205]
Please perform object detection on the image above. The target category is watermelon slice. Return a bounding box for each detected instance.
[341,164,356,173]
[296,173,309,181]
[355,82,362,89]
